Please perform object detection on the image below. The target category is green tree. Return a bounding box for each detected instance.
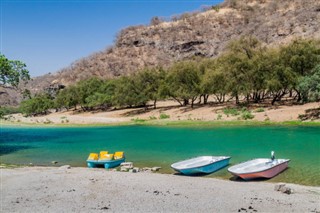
[85,79,117,109]
[280,39,320,76]
[0,106,21,119]
[55,85,80,110]
[166,60,201,108]
[264,49,297,105]
[280,39,320,101]
[75,78,104,110]
[0,54,30,87]
[297,65,320,102]
[202,68,228,103]
[221,36,262,104]
[134,67,166,109]
[113,76,148,108]
[20,93,54,116]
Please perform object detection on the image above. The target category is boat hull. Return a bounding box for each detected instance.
[172,157,230,175]
[87,158,125,169]
[228,159,290,180]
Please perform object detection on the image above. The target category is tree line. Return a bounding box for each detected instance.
[20,36,320,116]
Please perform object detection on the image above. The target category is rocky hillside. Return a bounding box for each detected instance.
[2,0,320,106]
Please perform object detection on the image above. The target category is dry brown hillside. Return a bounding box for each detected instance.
[1,0,320,106]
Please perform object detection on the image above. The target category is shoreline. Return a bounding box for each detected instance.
[1,101,319,127]
[2,119,320,128]
[1,166,320,212]
[1,164,318,187]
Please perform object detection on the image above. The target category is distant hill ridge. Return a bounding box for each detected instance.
[1,0,320,106]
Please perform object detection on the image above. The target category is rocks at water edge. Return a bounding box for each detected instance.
[119,162,161,173]
[120,162,133,172]
[59,165,71,170]
[121,167,128,172]
[151,167,161,172]
[274,183,294,194]
[120,162,133,169]
[141,167,152,173]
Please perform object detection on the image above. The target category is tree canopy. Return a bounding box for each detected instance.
[0,54,30,87]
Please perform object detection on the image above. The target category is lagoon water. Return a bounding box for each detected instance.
[1,125,319,186]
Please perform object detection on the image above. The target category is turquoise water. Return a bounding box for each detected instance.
[1,125,319,186]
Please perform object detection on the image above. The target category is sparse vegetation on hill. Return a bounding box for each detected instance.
[18,37,320,116]
[25,0,320,90]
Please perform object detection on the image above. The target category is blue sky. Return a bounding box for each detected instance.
[1,0,223,77]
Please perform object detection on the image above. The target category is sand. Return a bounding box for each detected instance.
[1,167,319,212]
[3,101,320,125]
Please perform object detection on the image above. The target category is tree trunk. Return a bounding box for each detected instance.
[203,94,209,105]
[271,95,278,105]
[271,90,286,105]
[295,89,302,102]
[235,94,239,105]
[198,95,203,104]
[172,97,183,106]
[191,96,197,108]
[253,91,261,103]
[246,94,250,104]
[153,99,157,109]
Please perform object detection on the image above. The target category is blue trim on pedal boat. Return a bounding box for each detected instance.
[87,158,125,169]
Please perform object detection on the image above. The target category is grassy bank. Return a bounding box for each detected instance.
[2,118,320,128]
[131,119,320,127]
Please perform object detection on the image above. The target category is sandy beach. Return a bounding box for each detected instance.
[3,101,320,125]
[1,166,319,212]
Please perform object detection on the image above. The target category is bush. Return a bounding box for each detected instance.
[223,108,240,116]
[241,111,255,120]
[131,118,146,123]
[212,5,220,12]
[159,113,170,119]
[149,116,157,120]
[255,108,265,112]
[150,16,164,26]
[217,114,222,120]
[0,106,21,119]
[44,118,53,124]
[20,93,54,116]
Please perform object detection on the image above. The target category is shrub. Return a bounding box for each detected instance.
[217,114,222,120]
[159,113,170,119]
[44,119,53,124]
[212,5,220,12]
[150,16,164,26]
[241,111,255,120]
[255,108,265,112]
[149,116,157,120]
[131,118,146,123]
[223,108,240,116]
[0,106,21,119]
